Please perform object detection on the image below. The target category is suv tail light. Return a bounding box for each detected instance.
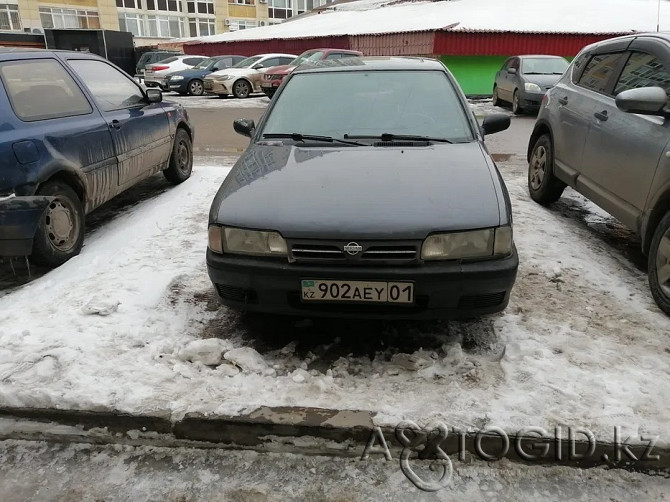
[151,65,170,71]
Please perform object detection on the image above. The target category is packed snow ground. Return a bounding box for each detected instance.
[0,440,666,501]
[0,153,669,444]
[163,92,271,109]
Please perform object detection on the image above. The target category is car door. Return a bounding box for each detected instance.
[67,58,172,188]
[0,56,117,212]
[499,57,519,101]
[578,42,670,229]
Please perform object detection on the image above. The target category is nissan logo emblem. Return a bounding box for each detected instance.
[343,242,363,256]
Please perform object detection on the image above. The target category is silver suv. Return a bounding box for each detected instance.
[527,33,670,315]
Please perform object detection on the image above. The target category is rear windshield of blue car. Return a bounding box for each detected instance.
[261,70,475,143]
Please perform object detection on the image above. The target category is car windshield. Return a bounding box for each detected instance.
[233,56,262,68]
[194,58,216,69]
[260,70,474,143]
[521,57,569,74]
[289,51,325,66]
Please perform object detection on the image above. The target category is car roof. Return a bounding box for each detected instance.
[515,55,568,59]
[0,48,107,61]
[253,53,298,58]
[292,56,446,74]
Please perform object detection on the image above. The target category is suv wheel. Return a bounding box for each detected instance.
[31,181,85,267]
[512,90,523,115]
[648,212,670,316]
[528,134,566,205]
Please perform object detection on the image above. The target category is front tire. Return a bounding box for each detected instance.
[528,134,565,205]
[512,90,523,115]
[232,79,251,99]
[188,79,204,96]
[163,129,193,184]
[31,182,85,267]
[492,86,500,106]
[648,212,670,316]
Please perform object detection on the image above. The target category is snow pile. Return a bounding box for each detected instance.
[174,0,670,45]
[0,158,668,442]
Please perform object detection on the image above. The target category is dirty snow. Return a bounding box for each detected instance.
[175,0,670,45]
[0,152,669,443]
[1,440,667,501]
[163,93,270,109]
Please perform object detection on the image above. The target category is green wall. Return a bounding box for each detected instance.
[440,55,508,97]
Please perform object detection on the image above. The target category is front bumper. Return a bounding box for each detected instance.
[0,196,53,257]
[168,79,188,93]
[206,248,518,319]
[145,77,169,90]
[519,90,546,109]
[204,80,230,95]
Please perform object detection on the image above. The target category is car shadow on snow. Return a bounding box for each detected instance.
[551,194,646,272]
[0,174,174,295]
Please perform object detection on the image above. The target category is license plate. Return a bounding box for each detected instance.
[301,280,414,304]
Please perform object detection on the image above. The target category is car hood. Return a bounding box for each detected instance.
[211,143,503,239]
[265,64,294,76]
[208,68,257,78]
[169,68,211,78]
[521,73,564,87]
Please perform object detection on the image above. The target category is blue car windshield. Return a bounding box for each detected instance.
[194,58,216,69]
[261,70,474,143]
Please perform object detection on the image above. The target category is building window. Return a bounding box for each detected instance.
[0,3,21,31]
[146,0,182,12]
[188,17,214,36]
[146,14,184,37]
[187,0,214,14]
[268,0,292,19]
[230,0,253,5]
[118,12,145,35]
[228,19,255,31]
[40,7,100,29]
[115,0,142,8]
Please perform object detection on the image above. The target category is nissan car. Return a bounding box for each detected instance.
[207,57,517,319]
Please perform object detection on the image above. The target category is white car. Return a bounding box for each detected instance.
[203,53,297,98]
[144,55,207,90]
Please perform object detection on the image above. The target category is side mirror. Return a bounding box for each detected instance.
[252,63,264,69]
[146,88,162,103]
[615,86,668,116]
[233,118,255,138]
[481,113,511,135]
[507,67,517,75]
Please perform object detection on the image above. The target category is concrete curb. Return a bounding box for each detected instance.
[0,406,667,475]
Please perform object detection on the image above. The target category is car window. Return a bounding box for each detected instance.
[213,59,231,70]
[261,70,474,143]
[184,57,204,66]
[521,57,568,75]
[325,54,342,60]
[570,51,590,84]
[614,51,670,98]
[0,59,92,122]
[278,57,296,65]
[157,56,178,64]
[68,59,145,112]
[577,53,623,94]
[233,56,262,68]
[194,57,215,69]
[259,58,279,68]
[509,58,520,71]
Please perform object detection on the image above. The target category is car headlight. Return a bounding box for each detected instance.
[209,226,287,256]
[421,227,512,260]
[170,75,184,81]
[214,74,232,81]
[524,82,542,92]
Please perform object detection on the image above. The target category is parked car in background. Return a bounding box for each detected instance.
[493,55,569,114]
[167,55,246,95]
[261,48,363,97]
[0,49,193,267]
[527,33,670,315]
[135,50,181,80]
[203,53,297,98]
[207,57,516,319]
[144,55,207,90]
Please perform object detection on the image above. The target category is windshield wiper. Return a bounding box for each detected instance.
[262,133,364,146]
[344,133,453,144]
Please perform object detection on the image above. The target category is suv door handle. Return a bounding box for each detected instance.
[109,120,121,130]
[558,96,568,105]
[594,110,608,121]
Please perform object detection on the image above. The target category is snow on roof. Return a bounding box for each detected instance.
[180,0,670,45]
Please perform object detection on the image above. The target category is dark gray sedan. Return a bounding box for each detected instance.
[493,55,569,114]
[207,57,518,319]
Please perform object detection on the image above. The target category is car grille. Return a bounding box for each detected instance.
[457,292,506,310]
[288,240,420,265]
[204,80,213,89]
